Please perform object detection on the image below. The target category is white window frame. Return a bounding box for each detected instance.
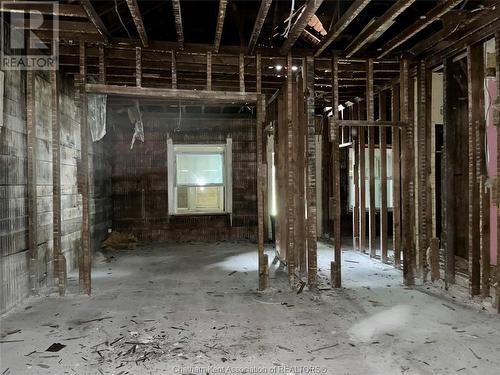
[167,138,232,216]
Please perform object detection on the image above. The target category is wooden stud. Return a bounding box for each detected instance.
[171,51,177,89]
[332,57,341,287]
[296,73,306,275]
[51,70,66,296]
[26,70,38,296]
[359,106,366,253]
[257,94,267,290]
[443,57,456,287]
[467,45,483,296]
[392,84,402,268]
[366,59,376,257]
[400,58,415,286]
[256,53,262,93]
[495,32,500,313]
[379,90,388,263]
[207,52,212,91]
[239,53,245,92]
[80,0,111,41]
[136,47,142,87]
[353,124,360,250]
[417,60,430,278]
[98,45,105,84]
[79,42,91,295]
[286,53,296,283]
[306,56,317,287]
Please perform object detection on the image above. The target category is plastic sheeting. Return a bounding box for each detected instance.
[128,100,144,149]
[88,93,107,142]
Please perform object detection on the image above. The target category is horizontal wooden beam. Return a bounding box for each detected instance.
[85,83,258,104]
[248,0,273,54]
[0,3,87,17]
[314,0,371,56]
[80,0,111,41]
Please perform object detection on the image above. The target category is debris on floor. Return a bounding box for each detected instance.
[101,231,138,251]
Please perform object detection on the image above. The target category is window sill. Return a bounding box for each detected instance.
[170,212,230,217]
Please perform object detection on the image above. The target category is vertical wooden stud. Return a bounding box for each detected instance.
[400,58,415,286]
[257,94,267,290]
[379,91,388,263]
[207,52,212,91]
[256,53,262,93]
[392,84,402,268]
[286,53,296,283]
[135,46,141,87]
[366,59,376,258]
[332,56,341,287]
[239,52,245,92]
[171,50,177,89]
[98,45,105,84]
[359,103,366,253]
[79,42,91,295]
[495,32,500,313]
[27,70,38,295]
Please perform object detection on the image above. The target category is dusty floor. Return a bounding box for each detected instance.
[1,242,500,375]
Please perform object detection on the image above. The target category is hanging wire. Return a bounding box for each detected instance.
[114,0,132,39]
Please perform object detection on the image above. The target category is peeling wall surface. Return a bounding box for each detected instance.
[0,70,112,314]
[109,115,257,242]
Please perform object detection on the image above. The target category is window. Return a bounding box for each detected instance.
[167,140,232,215]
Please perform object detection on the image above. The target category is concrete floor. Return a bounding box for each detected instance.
[1,242,500,375]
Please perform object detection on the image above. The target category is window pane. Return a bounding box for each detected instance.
[176,153,224,185]
[195,186,222,210]
[177,186,188,209]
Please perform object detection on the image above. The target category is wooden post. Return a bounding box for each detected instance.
[443,57,456,286]
[27,70,38,295]
[207,52,212,91]
[306,56,318,287]
[286,53,296,284]
[257,94,267,290]
[79,42,91,295]
[296,72,306,275]
[417,60,430,278]
[51,70,65,296]
[135,46,141,87]
[332,57,341,287]
[359,102,366,253]
[171,50,177,89]
[400,58,415,286]
[392,84,402,268]
[430,237,440,281]
[467,44,483,296]
[239,52,245,92]
[256,53,262,93]
[495,31,500,313]
[379,90,388,263]
[366,59,376,258]
[353,124,360,251]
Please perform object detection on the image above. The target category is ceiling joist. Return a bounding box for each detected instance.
[80,0,111,42]
[247,0,273,54]
[214,0,228,53]
[171,0,184,49]
[125,0,149,47]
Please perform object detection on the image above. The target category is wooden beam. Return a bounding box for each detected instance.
[256,53,262,93]
[79,41,91,295]
[392,83,402,269]
[331,56,341,287]
[26,70,38,296]
[86,83,258,104]
[400,58,415,286]
[0,3,87,17]
[51,70,65,296]
[359,102,367,253]
[314,0,371,57]
[305,56,318,287]
[467,44,484,296]
[80,0,111,41]
[378,0,463,58]
[125,0,148,47]
[345,0,416,58]
[379,90,388,263]
[98,45,105,83]
[214,0,228,53]
[239,53,245,92]
[443,57,455,286]
[171,0,184,49]
[367,59,376,258]
[207,52,212,90]
[330,119,405,128]
[281,0,324,55]
[171,51,177,89]
[248,0,273,54]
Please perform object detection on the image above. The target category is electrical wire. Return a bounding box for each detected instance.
[114,0,132,39]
